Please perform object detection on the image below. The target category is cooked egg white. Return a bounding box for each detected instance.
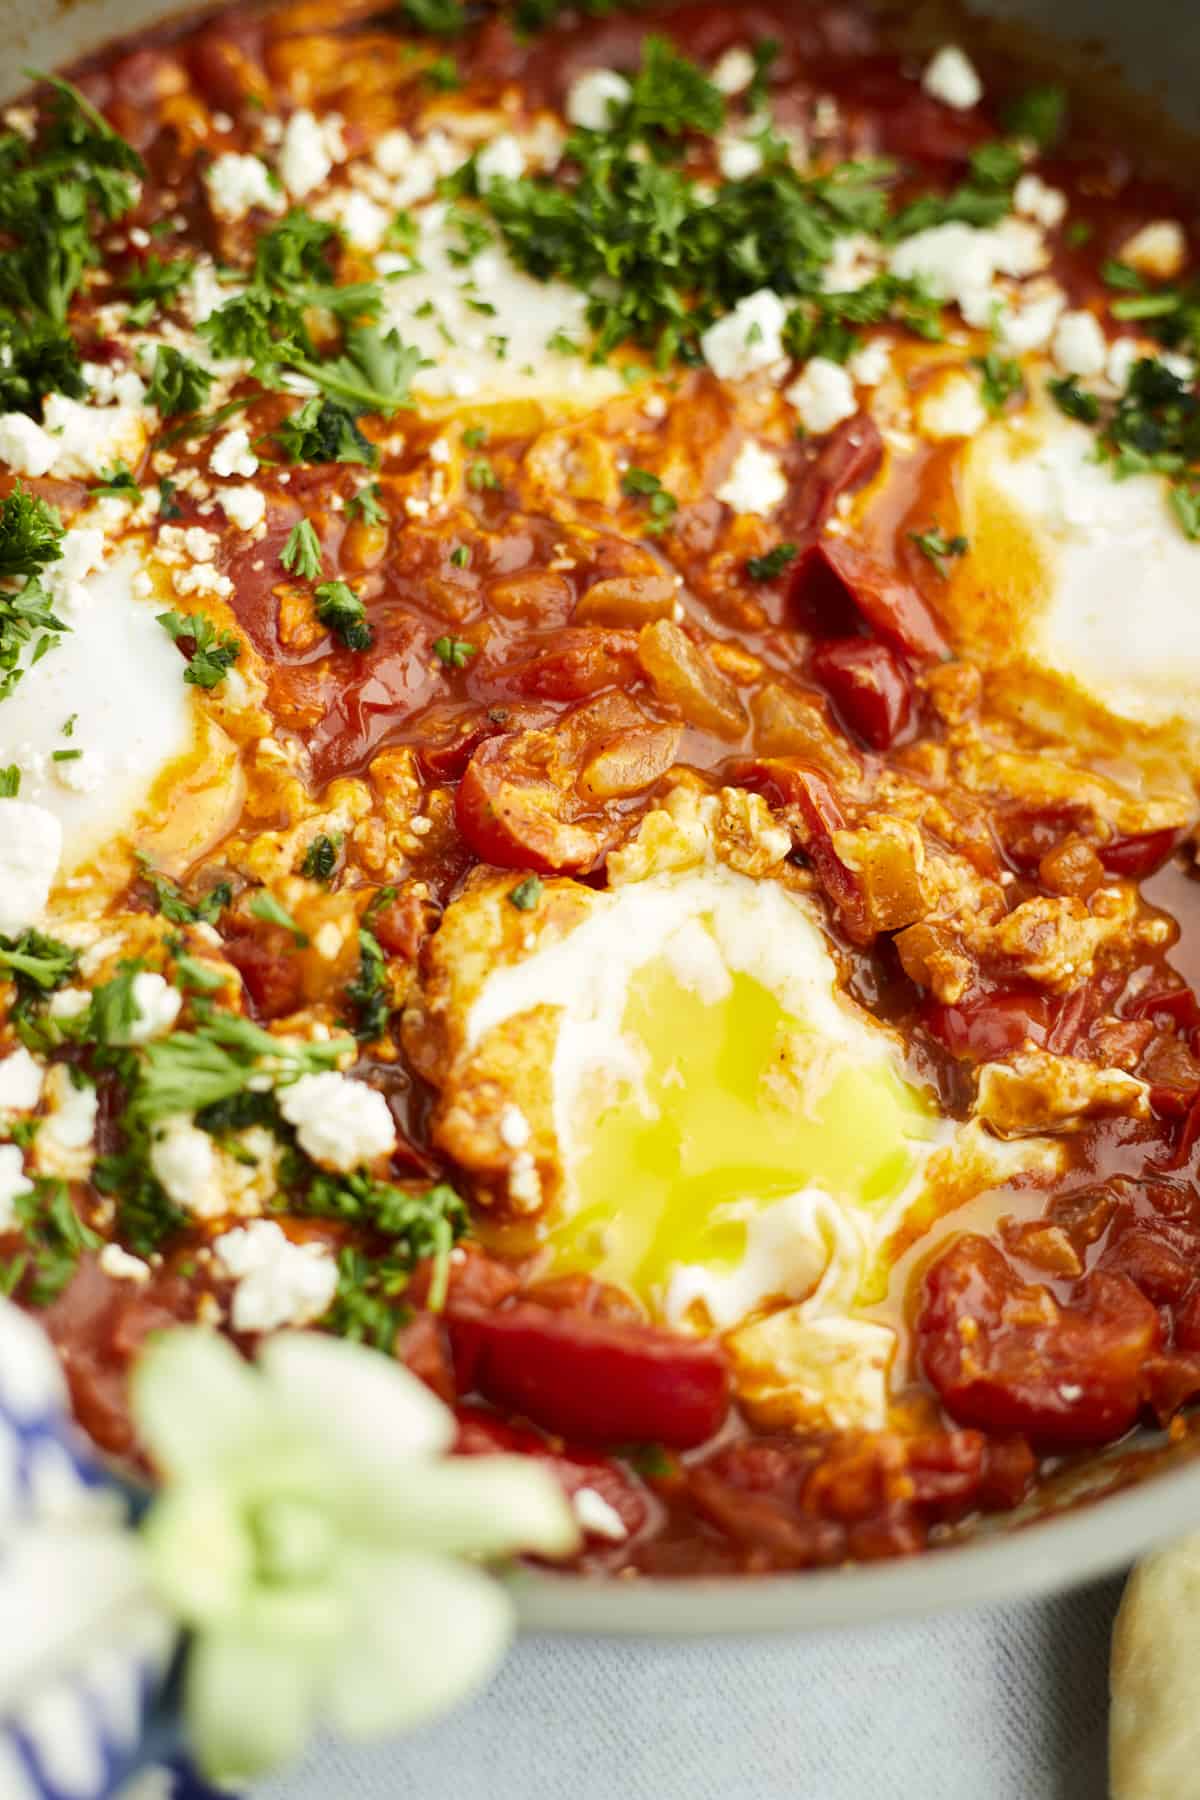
[4,538,242,883]
[460,858,1058,1425]
[945,400,1200,750]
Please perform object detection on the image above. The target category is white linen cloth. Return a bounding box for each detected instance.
[259,1576,1122,1799]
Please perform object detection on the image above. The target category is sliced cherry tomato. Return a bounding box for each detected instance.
[918,1235,1161,1446]
[925,990,1055,1061]
[224,928,304,1021]
[734,757,870,939]
[455,1405,649,1542]
[1098,828,1180,879]
[782,414,884,540]
[456,727,612,872]
[791,541,949,661]
[448,1303,731,1448]
[810,637,912,749]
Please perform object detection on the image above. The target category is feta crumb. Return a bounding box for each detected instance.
[222,484,267,532]
[1052,308,1107,377]
[917,369,988,441]
[0,1048,43,1113]
[786,356,858,434]
[573,1486,628,1542]
[700,289,787,381]
[117,972,183,1045]
[38,395,147,480]
[276,1071,397,1172]
[0,1143,33,1231]
[711,46,756,96]
[209,427,259,479]
[149,1115,222,1216]
[0,802,62,934]
[476,132,525,187]
[1118,220,1188,282]
[996,285,1065,353]
[847,338,892,387]
[205,152,284,221]
[717,134,763,181]
[565,68,632,131]
[922,46,982,111]
[52,748,107,795]
[0,412,55,477]
[47,986,89,1020]
[333,191,391,251]
[212,1219,338,1333]
[34,1065,98,1181]
[715,440,787,514]
[99,1243,151,1284]
[278,109,334,200]
[1014,173,1067,230]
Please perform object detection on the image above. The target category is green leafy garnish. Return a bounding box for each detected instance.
[508,875,543,911]
[1002,84,1066,149]
[280,518,323,580]
[973,350,1023,416]
[157,611,242,689]
[621,465,678,534]
[346,481,387,525]
[746,542,799,581]
[909,525,969,579]
[0,766,18,797]
[146,344,215,418]
[314,579,372,650]
[89,460,139,498]
[344,924,390,1042]
[1,1177,101,1308]
[308,1179,468,1331]
[1047,374,1100,423]
[0,927,77,994]
[249,892,308,945]
[0,482,64,579]
[275,397,377,466]
[124,253,194,326]
[432,635,477,668]
[141,862,231,927]
[128,1012,345,1125]
[301,832,342,882]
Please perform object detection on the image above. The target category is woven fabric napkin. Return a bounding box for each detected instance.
[258,1574,1122,1800]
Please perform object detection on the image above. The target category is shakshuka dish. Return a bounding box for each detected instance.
[2,0,1200,1577]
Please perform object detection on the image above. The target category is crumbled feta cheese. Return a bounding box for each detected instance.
[0,1048,43,1114]
[332,191,391,251]
[212,1219,338,1332]
[40,526,105,620]
[276,1071,397,1172]
[221,484,267,532]
[498,1105,531,1150]
[921,46,982,111]
[711,46,756,96]
[209,427,258,480]
[116,972,183,1046]
[205,153,284,221]
[889,220,1044,317]
[916,369,988,441]
[996,284,1065,353]
[821,233,881,294]
[34,1064,98,1181]
[184,261,233,326]
[0,1143,32,1231]
[173,563,234,601]
[716,440,787,514]
[786,356,858,434]
[98,1243,151,1283]
[0,802,62,934]
[717,134,763,181]
[149,1115,222,1216]
[847,338,892,387]
[52,748,107,795]
[83,362,146,408]
[565,68,632,131]
[1014,173,1067,231]
[47,986,89,1020]
[37,395,147,480]
[278,109,336,200]
[700,289,788,382]
[476,132,525,187]
[1052,308,1107,377]
[0,412,55,477]
[1119,220,1188,282]
[573,1486,628,1541]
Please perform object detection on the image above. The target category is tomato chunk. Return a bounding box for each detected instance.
[810,637,912,749]
[918,1235,1161,1446]
[791,541,949,661]
[448,1303,731,1448]
[455,1405,649,1542]
[782,414,884,539]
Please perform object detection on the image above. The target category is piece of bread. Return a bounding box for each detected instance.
[1111,1536,1200,1798]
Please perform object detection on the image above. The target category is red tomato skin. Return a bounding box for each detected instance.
[447,1303,731,1448]
[791,540,949,661]
[810,637,913,749]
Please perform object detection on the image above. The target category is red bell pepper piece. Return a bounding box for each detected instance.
[448,1303,730,1449]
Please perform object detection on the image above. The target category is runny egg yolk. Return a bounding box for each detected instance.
[544,923,941,1316]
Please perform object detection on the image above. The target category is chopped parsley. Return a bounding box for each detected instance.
[449,544,471,567]
[746,542,799,581]
[280,518,323,580]
[127,1012,345,1125]
[145,344,215,418]
[467,457,499,491]
[158,477,183,520]
[314,579,373,650]
[1002,84,1066,150]
[0,1177,101,1308]
[0,482,64,579]
[0,487,68,704]
[0,766,18,797]
[973,351,1023,416]
[345,924,390,1042]
[432,634,477,668]
[307,1179,468,1331]
[400,0,465,32]
[621,465,678,534]
[124,253,194,326]
[909,525,969,579]
[301,832,342,881]
[89,461,139,499]
[347,481,387,525]
[0,928,78,996]
[249,891,308,945]
[141,862,230,926]
[508,875,543,911]
[156,610,242,689]
[275,397,377,467]
[884,141,1020,242]
[1047,374,1100,424]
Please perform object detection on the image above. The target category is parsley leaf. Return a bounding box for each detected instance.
[291,323,422,417]
[432,634,477,668]
[746,542,799,581]
[156,610,242,689]
[622,465,678,533]
[1047,374,1100,423]
[400,0,466,32]
[90,460,139,498]
[909,525,969,578]
[307,1180,468,1329]
[2,1176,101,1308]
[347,481,387,525]
[0,482,64,578]
[973,350,1023,415]
[141,864,230,927]
[301,832,341,881]
[1002,84,1066,149]
[146,344,215,417]
[280,518,323,580]
[314,579,372,650]
[345,924,390,1041]
[124,253,194,325]
[0,928,77,994]
[249,891,308,945]
[0,315,84,418]
[508,875,543,911]
[275,397,377,466]
[128,1012,345,1124]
